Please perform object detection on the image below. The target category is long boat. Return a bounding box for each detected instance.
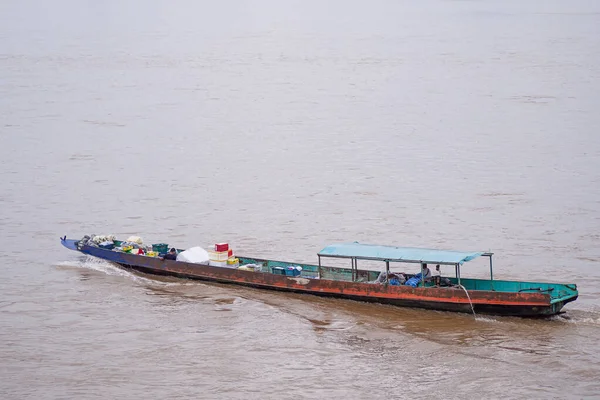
[60,236,578,317]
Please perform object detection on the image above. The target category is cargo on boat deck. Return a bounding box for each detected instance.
[215,243,229,252]
[227,258,239,266]
[176,247,210,264]
[208,251,230,261]
[99,241,115,250]
[152,243,169,254]
[271,266,302,276]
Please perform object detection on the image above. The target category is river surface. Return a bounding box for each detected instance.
[2,0,600,398]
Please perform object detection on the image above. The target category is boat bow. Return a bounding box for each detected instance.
[60,237,79,251]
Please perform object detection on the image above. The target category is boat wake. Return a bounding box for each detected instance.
[55,256,194,287]
[551,309,600,326]
[474,316,501,323]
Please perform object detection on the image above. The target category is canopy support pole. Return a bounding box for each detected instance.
[351,258,355,281]
[456,263,461,286]
[489,254,494,291]
[385,261,390,287]
[318,255,322,279]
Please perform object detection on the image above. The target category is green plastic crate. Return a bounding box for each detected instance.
[152,243,169,253]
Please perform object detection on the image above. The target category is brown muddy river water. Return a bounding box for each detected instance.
[1,0,600,398]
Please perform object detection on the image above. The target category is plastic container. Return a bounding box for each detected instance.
[226,258,239,267]
[209,260,228,267]
[271,267,301,276]
[208,251,229,261]
[99,242,115,250]
[146,251,158,257]
[405,277,421,287]
[122,245,133,252]
[152,243,169,253]
[215,243,229,252]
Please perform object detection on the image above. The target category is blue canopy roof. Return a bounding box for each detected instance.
[318,242,485,265]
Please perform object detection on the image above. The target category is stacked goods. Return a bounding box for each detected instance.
[208,250,229,261]
[78,234,155,255]
[91,234,116,244]
[92,234,144,253]
[126,236,144,245]
[209,243,238,267]
[78,234,116,249]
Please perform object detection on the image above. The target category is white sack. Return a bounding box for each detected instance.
[176,247,210,264]
[126,236,143,245]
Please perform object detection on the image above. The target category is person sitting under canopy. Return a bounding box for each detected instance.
[421,263,431,279]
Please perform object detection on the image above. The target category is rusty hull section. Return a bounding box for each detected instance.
[80,245,559,316]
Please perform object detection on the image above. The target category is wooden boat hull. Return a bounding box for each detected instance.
[61,239,576,317]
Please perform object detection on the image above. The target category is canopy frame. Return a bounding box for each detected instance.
[318,243,488,265]
[317,243,495,289]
